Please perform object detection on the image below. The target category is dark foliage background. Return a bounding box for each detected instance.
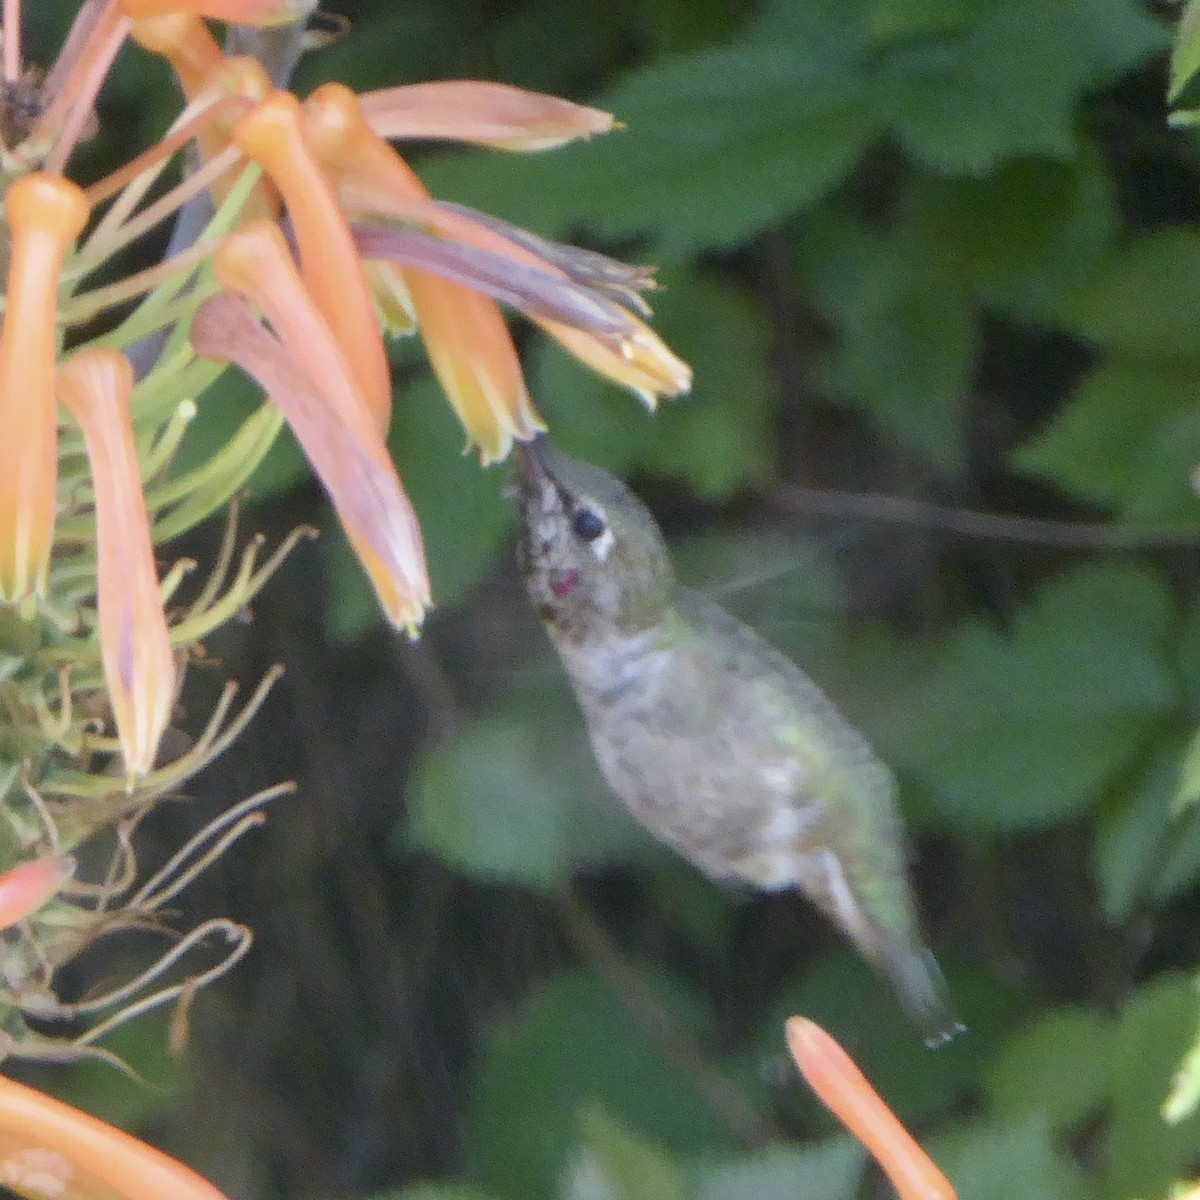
[19,2,1200,1199]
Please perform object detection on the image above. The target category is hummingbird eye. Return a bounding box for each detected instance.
[570,506,606,542]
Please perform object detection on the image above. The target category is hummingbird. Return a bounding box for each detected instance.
[512,437,962,1046]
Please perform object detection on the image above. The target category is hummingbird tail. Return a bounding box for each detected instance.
[877,943,965,1048]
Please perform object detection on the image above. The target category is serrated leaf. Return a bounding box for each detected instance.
[420,46,877,258]
[693,1138,864,1200]
[984,1007,1114,1131]
[885,565,1178,831]
[565,1107,688,1200]
[533,272,777,497]
[1049,229,1200,358]
[1011,360,1200,520]
[468,970,744,1200]
[879,0,1166,173]
[402,679,653,888]
[929,1114,1094,1200]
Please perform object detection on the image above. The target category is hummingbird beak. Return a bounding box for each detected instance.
[511,435,567,516]
[511,434,550,482]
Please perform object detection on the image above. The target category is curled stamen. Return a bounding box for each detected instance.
[130,782,291,909]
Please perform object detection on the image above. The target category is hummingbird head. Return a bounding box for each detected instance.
[513,438,675,640]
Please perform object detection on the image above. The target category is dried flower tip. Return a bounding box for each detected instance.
[360,81,616,151]
[0,174,88,602]
[786,1017,956,1200]
[58,349,177,781]
[538,316,691,411]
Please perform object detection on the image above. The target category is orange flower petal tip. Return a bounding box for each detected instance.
[128,14,222,92]
[5,173,88,237]
[786,1017,956,1200]
[360,81,616,150]
[118,0,316,25]
[0,1075,230,1199]
[0,856,74,932]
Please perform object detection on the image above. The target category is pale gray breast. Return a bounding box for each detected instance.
[579,624,834,881]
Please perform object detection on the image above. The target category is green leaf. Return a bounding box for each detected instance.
[984,1007,1114,1131]
[566,1107,689,1200]
[1106,976,1200,1199]
[795,210,976,473]
[421,46,876,258]
[1169,0,1200,101]
[467,970,743,1200]
[878,0,1166,173]
[929,1114,1094,1200]
[1049,230,1200,358]
[905,156,1117,317]
[1011,360,1200,522]
[1162,1001,1200,1123]
[693,1138,863,1200]
[533,271,777,497]
[884,565,1178,831]
[1173,727,1200,814]
[1093,736,1200,924]
[401,677,654,888]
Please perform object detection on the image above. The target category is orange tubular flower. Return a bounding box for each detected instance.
[233,91,392,430]
[58,349,177,780]
[117,0,315,25]
[303,84,688,422]
[127,13,222,97]
[786,1017,957,1200]
[129,21,278,216]
[0,173,88,604]
[304,82,542,465]
[359,80,617,151]
[0,1074,229,1200]
[202,222,430,631]
[0,856,74,932]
